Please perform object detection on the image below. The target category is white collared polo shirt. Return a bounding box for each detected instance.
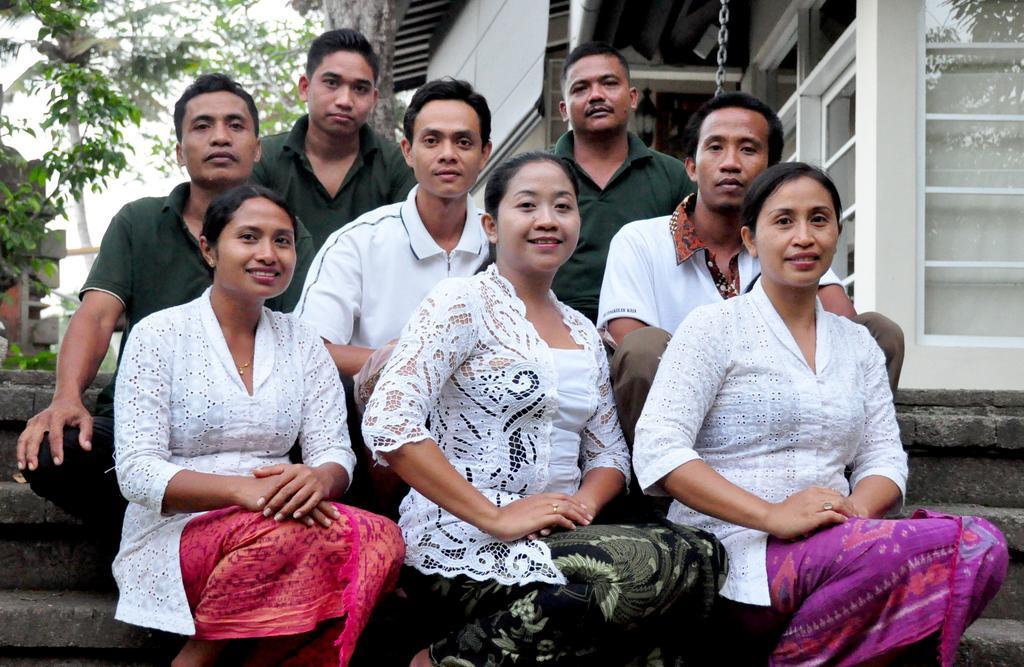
[294,185,490,348]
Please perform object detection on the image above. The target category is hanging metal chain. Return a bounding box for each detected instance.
[715,0,731,96]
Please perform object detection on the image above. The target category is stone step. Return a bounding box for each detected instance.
[908,456,1024,508]
[0,590,169,651]
[0,483,110,590]
[0,592,1016,665]
[896,390,1024,409]
[0,371,106,421]
[958,619,1024,666]
[0,533,110,591]
[895,389,1024,455]
[986,560,1023,622]
[0,480,77,526]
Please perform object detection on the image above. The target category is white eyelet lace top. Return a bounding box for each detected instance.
[633,280,908,606]
[113,289,356,635]
[362,265,630,586]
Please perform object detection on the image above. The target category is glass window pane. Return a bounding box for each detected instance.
[926,50,1024,115]
[925,267,1024,337]
[827,148,855,211]
[925,193,1024,262]
[924,1,1024,340]
[926,1,1024,43]
[825,79,855,157]
[926,119,1024,188]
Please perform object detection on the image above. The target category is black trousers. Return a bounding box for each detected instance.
[23,415,127,555]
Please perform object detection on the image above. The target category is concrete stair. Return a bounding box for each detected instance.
[0,371,173,664]
[0,371,1022,664]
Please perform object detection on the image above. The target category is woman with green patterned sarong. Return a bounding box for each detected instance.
[362,152,726,666]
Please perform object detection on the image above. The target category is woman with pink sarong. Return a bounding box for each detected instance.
[633,162,1007,666]
[112,185,404,666]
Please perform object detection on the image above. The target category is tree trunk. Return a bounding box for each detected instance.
[65,111,94,270]
[321,0,398,140]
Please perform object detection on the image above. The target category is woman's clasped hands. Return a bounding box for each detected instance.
[237,463,342,529]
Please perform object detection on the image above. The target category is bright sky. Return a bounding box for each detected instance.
[1,1,307,307]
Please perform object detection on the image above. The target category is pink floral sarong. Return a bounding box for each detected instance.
[179,502,405,666]
[766,510,1007,666]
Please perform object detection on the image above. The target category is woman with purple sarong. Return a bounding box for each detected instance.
[633,162,1008,666]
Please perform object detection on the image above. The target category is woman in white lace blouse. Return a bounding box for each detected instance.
[362,152,726,667]
[633,163,1007,666]
[113,185,404,666]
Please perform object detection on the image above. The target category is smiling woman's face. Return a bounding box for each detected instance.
[483,160,581,280]
[201,197,297,303]
[741,175,840,292]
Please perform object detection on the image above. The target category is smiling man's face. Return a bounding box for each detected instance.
[559,54,638,137]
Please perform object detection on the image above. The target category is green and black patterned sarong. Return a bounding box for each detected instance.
[402,521,727,666]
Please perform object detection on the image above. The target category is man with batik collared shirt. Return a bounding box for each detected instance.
[253,29,415,253]
[599,92,905,449]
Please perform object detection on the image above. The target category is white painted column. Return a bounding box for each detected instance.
[854,0,919,318]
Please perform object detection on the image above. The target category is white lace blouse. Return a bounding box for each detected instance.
[113,289,356,635]
[633,281,908,606]
[362,265,630,586]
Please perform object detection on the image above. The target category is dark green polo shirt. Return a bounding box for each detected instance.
[252,116,416,250]
[551,131,695,321]
[81,182,314,416]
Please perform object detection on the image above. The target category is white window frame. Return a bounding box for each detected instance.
[916,13,1024,348]
[773,20,857,290]
[821,63,857,289]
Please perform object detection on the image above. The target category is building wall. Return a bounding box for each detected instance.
[426,0,548,153]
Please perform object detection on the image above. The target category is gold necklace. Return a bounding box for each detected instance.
[237,361,251,375]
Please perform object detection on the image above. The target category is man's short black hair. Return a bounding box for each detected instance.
[683,92,785,166]
[305,29,379,83]
[560,41,631,86]
[173,73,259,142]
[403,78,491,145]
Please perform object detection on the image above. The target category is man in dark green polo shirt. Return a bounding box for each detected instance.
[253,29,415,250]
[552,42,695,322]
[15,73,312,551]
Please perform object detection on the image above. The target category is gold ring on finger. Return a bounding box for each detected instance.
[822,501,834,511]
[552,503,559,512]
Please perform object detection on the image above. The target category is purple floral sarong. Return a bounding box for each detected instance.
[766,510,1007,666]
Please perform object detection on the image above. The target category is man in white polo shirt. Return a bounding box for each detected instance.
[599,92,904,448]
[294,78,492,514]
